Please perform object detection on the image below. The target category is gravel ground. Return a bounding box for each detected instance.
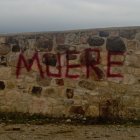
[0,123,139,140]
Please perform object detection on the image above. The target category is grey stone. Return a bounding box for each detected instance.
[42,53,57,66]
[88,37,104,46]
[66,119,71,123]
[99,31,109,37]
[56,45,76,52]
[31,86,42,96]
[106,37,126,52]
[0,43,11,55]
[0,56,7,66]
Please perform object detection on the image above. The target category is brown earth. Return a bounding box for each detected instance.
[0,123,139,140]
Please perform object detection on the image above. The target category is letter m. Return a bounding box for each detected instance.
[16,52,44,78]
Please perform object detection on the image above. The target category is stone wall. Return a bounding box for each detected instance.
[0,27,140,120]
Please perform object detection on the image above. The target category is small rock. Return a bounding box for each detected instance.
[106,37,126,52]
[66,119,71,123]
[88,37,104,46]
[83,117,87,121]
[99,31,109,37]
[4,126,21,131]
[13,127,21,131]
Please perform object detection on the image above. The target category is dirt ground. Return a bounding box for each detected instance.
[0,123,139,140]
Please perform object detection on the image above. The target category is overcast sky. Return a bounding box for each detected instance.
[0,0,140,33]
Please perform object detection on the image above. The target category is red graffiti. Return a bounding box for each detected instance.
[66,51,81,78]
[16,49,125,79]
[16,52,44,78]
[85,48,100,79]
[107,51,124,78]
[46,53,62,78]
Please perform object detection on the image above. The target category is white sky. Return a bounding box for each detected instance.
[0,0,140,33]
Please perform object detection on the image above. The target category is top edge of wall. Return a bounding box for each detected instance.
[0,26,140,36]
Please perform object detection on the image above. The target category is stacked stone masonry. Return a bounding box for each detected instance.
[0,27,140,120]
